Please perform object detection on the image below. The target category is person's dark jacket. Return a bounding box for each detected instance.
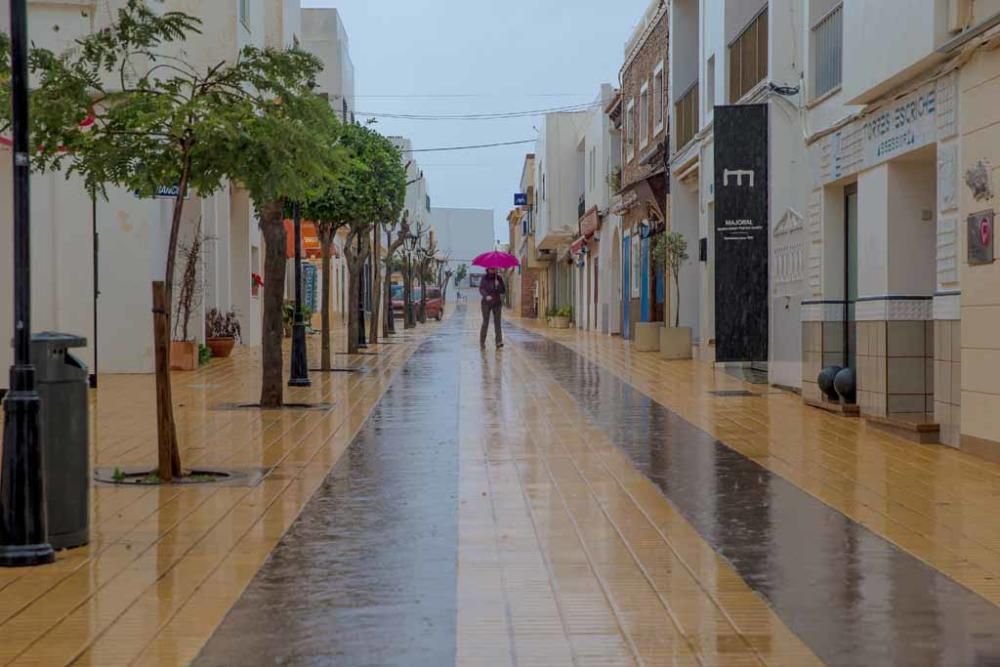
[479,274,506,303]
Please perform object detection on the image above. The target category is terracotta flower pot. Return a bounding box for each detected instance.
[552,316,571,329]
[206,337,236,359]
[170,341,198,371]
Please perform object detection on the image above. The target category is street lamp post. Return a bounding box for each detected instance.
[0,0,55,567]
[403,230,417,329]
[288,203,310,387]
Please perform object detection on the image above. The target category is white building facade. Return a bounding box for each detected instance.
[0,0,354,388]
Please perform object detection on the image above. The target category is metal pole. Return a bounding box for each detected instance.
[0,0,54,567]
[90,196,98,389]
[357,234,367,348]
[288,203,310,387]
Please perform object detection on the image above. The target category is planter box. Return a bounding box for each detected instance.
[206,337,235,359]
[551,316,571,329]
[659,326,693,360]
[170,341,198,371]
[633,322,661,352]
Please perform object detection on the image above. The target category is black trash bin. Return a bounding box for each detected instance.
[31,333,89,551]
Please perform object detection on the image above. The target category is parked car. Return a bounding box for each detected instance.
[391,285,443,321]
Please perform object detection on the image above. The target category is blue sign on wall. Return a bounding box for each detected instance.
[303,263,318,313]
[514,193,528,206]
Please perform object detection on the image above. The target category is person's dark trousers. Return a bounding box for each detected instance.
[480,300,503,347]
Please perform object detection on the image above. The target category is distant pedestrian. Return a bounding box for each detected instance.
[479,268,506,349]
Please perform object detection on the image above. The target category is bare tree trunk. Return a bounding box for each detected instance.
[369,222,381,345]
[153,158,191,482]
[259,201,287,408]
[320,228,333,371]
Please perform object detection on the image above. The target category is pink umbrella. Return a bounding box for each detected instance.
[472,251,520,270]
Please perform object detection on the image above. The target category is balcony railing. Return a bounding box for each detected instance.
[674,82,699,150]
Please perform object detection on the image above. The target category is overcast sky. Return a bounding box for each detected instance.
[301,0,653,241]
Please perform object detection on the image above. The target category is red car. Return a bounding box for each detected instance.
[391,285,444,321]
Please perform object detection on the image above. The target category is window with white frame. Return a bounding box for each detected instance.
[625,99,635,161]
[653,62,664,134]
[239,0,250,29]
[811,3,843,98]
[639,83,649,148]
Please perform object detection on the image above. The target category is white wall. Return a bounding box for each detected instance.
[842,0,948,103]
[301,8,355,122]
[887,160,937,295]
[536,112,589,249]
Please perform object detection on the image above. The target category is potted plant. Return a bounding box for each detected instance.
[205,308,242,358]
[170,221,203,371]
[551,305,572,329]
[653,231,693,359]
[282,302,312,337]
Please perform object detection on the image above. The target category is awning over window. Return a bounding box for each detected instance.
[284,219,339,260]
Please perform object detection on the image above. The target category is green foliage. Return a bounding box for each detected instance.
[0,32,10,134]
[283,302,312,326]
[652,231,690,327]
[454,264,469,285]
[112,467,126,483]
[198,344,212,366]
[303,123,406,239]
[20,0,338,207]
[652,231,689,275]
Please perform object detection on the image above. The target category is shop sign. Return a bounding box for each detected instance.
[968,209,995,265]
[514,192,527,206]
[714,104,769,363]
[861,82,936,165]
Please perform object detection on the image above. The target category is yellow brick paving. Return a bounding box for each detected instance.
[0,324,426,666]
[456,315,819,666]
[4,306,1000,664]
[520,319,1000,610]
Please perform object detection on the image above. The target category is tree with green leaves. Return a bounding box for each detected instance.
[21,0,337,478]
[304,123,405,357]
[455,263,469,287]
[228,66,345,409]
[652,231,690,327]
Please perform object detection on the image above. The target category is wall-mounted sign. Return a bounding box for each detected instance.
[968,209,995,265]
[514,193,527,206]
[714,104,769,363]
[148,184,191,200]
[861,82,936,165]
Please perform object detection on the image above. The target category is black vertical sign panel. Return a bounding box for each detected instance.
[714,104,768,363]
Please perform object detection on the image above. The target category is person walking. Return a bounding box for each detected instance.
[479,268,506,349]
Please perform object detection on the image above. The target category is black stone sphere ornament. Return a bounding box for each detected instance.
[834,367,857,404]
[818,366,842,402]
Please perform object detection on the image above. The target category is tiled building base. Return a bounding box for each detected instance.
[962,434,1000,465]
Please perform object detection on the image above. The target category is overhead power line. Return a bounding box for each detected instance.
[402,139,536,153]
[357,102,600,121]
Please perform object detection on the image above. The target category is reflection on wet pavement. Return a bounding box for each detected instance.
[508,326,1000,666]
[196,314,461,666]
[194,305,1000,666]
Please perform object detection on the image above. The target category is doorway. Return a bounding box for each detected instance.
[845,183,858,370]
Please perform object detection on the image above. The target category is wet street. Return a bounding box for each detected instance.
[187,304,1000,666]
